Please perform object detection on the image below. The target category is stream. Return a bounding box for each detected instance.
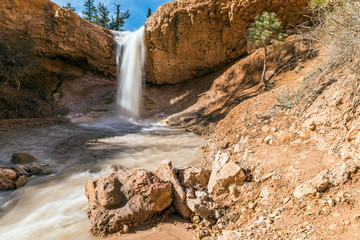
[0,118,205,239]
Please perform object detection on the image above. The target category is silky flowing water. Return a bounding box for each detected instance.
[0,120,205,239]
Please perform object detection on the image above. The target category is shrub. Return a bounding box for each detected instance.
[0,36,37,90]
[245,12,287,91]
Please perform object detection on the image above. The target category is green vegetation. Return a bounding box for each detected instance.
[78,1,130,31]
[109,4,130,31]
[94,3,110,28]
[147,8,152,19]
[82,0,97,22]
[245,12,287,91]
[62,3,76,11]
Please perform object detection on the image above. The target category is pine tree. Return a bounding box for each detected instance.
[82,0,97,23]
[63,3,76,11]
[94,3,110,28]
[245,12,287,91]
[147,8,152,19]
[109,4,130,31]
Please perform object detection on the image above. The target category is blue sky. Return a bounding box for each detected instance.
[51,0,171,31]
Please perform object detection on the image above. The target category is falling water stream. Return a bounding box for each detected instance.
[113,27,145,119]
[0,28,205,239]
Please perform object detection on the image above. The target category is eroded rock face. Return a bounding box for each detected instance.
[0,0,115,78]
[145,0,310,84]
[85,169,173,236]
[155,160,192,218]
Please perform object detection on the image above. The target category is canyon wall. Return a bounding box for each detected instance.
[145,0,310,84]
[0,0,116,119]
[0,0,115,77]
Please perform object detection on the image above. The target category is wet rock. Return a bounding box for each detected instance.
[0,175,15,191]
[30,163,46,175]
[12,164,30,176]
[0,168,17,180]
[179,167,211,190]
[85,169,172,236]
[11,153,36,164]
[155,160,192,218]
[208,161,246,195]
[15,175,28,188]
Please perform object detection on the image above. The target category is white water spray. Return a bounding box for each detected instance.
[112,27,146,119]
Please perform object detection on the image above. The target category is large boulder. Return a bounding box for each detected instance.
[0,0,115,78]
[85,169,173,236]
[145,0,310,84]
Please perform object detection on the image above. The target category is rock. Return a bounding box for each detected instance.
[179,167,211,190]
[191,215,201,224]
[155,160,192,219]
[145,0,310,84]
[208,161,246,195]
[186,190,213,219]
[11,153,36,164]
[0,168,17,180]
[264,135,273,145]
[309,171,330,192]
[346,126,360,142]
[275,131,296,143]
[12,164,30,176]
[261,126,270,133]
[261,171,277,182]
[30,163,46,175]
[294,184,317,198]
[85,169,172,236]
[15,175,28,188]
[212,151,230,173]
[187,198,212,219]
[299,130,311,140]
[0,0,115,78]
[123,224,130,234]
[0,176,15,191]
[309,121,317,131]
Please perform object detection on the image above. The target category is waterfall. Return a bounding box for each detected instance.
[112,27,145,119]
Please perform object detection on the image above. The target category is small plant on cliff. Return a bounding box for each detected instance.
[62,3,76,11]
[245,12,287,91]
[147,8,152,19]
